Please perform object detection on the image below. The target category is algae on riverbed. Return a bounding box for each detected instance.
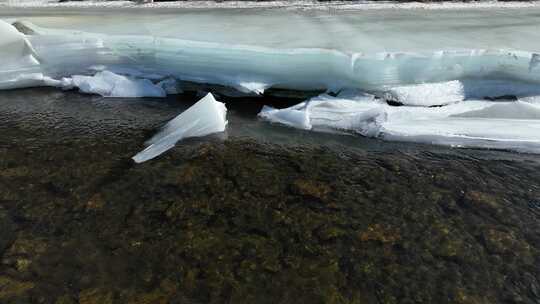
[0,88,538,303]
[0,133,539,303]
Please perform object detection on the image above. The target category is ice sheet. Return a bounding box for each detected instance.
[6,21,540,94]
[132,93,228,163]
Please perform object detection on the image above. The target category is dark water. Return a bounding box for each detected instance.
[0,88,539,303]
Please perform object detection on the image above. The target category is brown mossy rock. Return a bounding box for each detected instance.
[291,179,332,200]
[358,224,401,244]
[78,288,113,304]
[0,276,34,300]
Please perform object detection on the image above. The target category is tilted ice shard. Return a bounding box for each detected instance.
[132,93,228,163]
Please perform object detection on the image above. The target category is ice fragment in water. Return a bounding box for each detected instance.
[383,80,465,106]
[260,91,540,152]
[259,105,312,130]
[63,71,167,98]
[259,91,386,135]
[132,93,228,163]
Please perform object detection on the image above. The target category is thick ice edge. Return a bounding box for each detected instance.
[3,21,540,96]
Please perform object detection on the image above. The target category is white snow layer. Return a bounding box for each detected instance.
[132,93,228,163]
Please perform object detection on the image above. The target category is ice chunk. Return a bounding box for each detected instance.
[62,71,166,98]
[382,80,465,106]
[382,101,540,151]
[520,95,540,104]
[234,81,271,95]
[451,101,540,120]
[132,93,228,163]
[460,79,540,100]
[259,91,386,135]
[259,105,311,130]
[0,19,39,67]
[0,20,43,90]
[260,91,540,153]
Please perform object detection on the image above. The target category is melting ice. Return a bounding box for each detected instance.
[132,93,227,163]
[2,17,540,155]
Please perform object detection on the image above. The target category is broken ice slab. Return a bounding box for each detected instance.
[382,80,465,106]
[259,90,540,153]
[259,91,387,136]
[0,19,39,68]
[132,93,228,163]
[58,71,167,98]
[378,79,540,106]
